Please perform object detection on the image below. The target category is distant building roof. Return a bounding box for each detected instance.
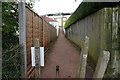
[45,16,57,22]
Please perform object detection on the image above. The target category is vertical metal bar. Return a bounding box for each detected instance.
[18,2,27,78]
[0,1,2,79]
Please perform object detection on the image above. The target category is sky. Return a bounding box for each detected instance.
[33,0,82,15]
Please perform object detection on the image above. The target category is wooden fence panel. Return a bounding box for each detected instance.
[26,7,34,78]
[25,7,57,78]
[39,18,43,47]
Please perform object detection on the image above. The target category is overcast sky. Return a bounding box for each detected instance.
[33,0,82,15]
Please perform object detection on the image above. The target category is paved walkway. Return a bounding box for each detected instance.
[41,28,80,78]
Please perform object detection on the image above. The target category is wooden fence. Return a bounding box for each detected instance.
[25,6,57,78]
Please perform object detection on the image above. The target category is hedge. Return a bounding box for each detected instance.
[64,2,118,29]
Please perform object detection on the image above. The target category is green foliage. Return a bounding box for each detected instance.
[2,2,34,34]
[2,2,34,78]
[2,2,20,78]
[64,2,118,29]
[25,0,35,10]
[2,32,19,50]
[2,45,22,79]
[2,2,18,34]
[2,31,20,79]
[47,13,71,16]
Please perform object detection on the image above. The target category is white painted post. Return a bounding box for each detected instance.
[79,36,89,78]
[57,25,59,36]
[18,2,27,78]
[93,51,110,79]
[31,47,35,66]
[40,47,44,67]
[34,38,41,78]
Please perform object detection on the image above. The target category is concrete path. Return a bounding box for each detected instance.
[41,28,80,78]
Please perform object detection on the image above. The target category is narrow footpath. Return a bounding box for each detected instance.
[41,28,93,78]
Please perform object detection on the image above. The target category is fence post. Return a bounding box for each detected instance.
[18,2,27,78]
[43,16,45,47]
[110,8,118,75]
[93,51,110,79]
[34,38,41,78]
[78,36,89,78]
[118,5,120,77]
[0,1,2,79]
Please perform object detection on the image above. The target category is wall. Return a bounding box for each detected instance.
[65,7,120,74]
[25,7,57,78]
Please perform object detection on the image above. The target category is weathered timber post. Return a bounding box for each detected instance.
[18,2,27,78]
[117,5,120,77]
[93,51,110,79]
[110,8,118,75]
[0,1,2,79]
[77,48,83,78]
[78,36,89,78]
[34,38,41,78]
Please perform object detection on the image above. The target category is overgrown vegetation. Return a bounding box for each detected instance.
[2,2,34,78]
[2,45,22,79]
[64,2,118,29]
[2,2,19,78]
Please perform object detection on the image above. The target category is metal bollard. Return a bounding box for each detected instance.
[56,65,59,78]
